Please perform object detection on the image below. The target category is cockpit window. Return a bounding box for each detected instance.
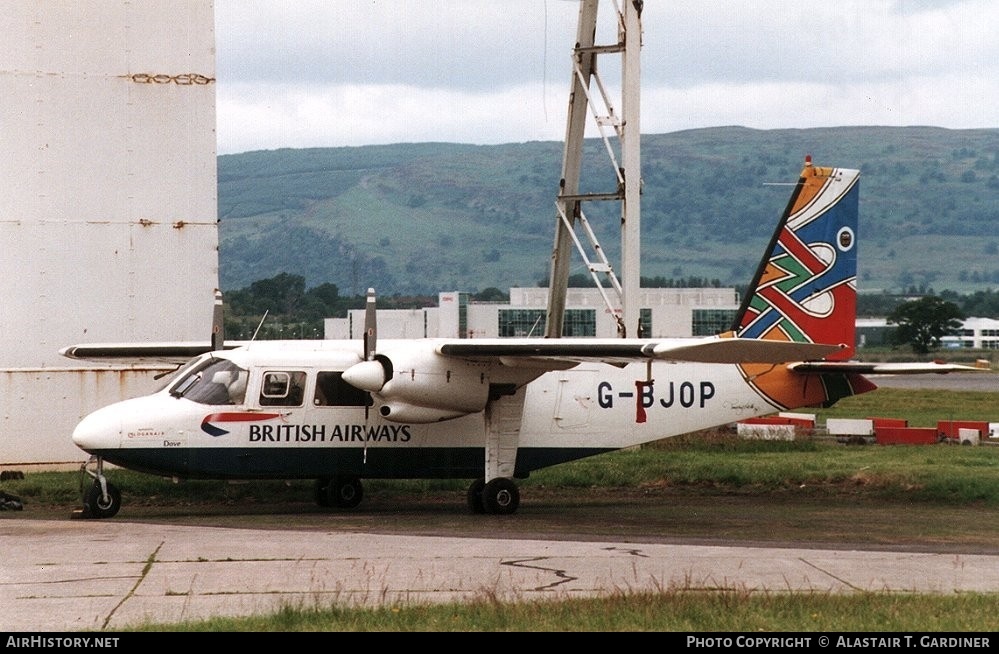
[153,357,204,393]
[170,358,249,406]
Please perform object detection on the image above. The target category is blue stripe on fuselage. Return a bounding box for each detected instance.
[87,446,617,481]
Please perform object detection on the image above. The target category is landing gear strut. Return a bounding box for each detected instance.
[467,477,520,515]
[79,456,121,519]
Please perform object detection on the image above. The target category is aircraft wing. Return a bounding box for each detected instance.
[58,342,242,365]
[788,360,991,374]
[436,337,845,367]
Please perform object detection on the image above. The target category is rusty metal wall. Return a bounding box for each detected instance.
[0,367,172,466]
[0,1,218,466]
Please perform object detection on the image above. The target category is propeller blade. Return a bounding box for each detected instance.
[363,287,377,361]
[211,289,225,351]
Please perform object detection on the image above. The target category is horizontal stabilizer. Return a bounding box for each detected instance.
[788,360,991,375]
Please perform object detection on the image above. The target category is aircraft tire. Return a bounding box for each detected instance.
[466,478,486,514]
[314,478,332,507]
[482,478,519,515]
[329,476,363,509]
[83,480,121,519]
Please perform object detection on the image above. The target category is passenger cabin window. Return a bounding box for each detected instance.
[260,371,306,407]
[170,358,248,406]
[313,371,370,407]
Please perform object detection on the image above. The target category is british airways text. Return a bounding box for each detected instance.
[249,423,412,442]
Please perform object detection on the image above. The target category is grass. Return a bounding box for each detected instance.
[9,432,999,511]
[813,387,999,428]
[125,592,999,632]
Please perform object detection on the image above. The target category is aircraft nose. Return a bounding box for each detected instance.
[72,405,122,452]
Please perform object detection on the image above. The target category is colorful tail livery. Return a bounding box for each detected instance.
[728,158,982,410]
[734,157,859,359]
[720,159,872,410]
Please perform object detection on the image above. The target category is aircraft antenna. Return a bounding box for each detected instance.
[526,313,545,338]
[250,310,270,342]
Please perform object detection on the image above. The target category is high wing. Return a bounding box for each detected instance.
[60,337,846,376]
[436,337,844,367]
[59,342,243,365]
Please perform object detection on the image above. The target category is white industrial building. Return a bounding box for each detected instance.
[1,2,218,468]
[326,287,741,340]
[942,317,999,350]
[857,316,999,350]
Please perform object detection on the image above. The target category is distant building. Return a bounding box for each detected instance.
[856,318,893,348]
[857,317,999,350]
[326,287,740,339]
[941,317,999,350]
[328,295,999,352]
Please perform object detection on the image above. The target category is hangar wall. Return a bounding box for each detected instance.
[0,2,218,467]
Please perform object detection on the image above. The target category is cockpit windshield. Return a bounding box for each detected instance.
[169,357,248,405]
[152,356,204,393]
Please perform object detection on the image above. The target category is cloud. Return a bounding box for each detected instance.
[215,0,999,154]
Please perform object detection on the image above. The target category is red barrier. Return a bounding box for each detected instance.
[875,426,938,445]
[937,420,988,441]
[869,417,908,429]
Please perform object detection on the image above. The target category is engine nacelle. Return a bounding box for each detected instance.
[342,346,491,418]
[380,349,490,412]
[376,401,469,423]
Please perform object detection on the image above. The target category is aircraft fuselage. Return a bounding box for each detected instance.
[72,342,797,482]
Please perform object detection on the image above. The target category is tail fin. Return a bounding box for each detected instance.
[733,157,860,360]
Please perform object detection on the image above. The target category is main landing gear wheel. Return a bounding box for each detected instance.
[327,476,363,509]
[482,478,520,515]
[467,478,486,514]
[82,479,121,519]
[314,476,363,509]
[314,478,332,507]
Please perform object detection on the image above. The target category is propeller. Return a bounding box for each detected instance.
[342,286,486,425]
[345,288,389,394]
[211,289,225,351]
[363,287,377,361]
[361,288,378,462]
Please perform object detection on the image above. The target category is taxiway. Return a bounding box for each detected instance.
[4,518,999,631]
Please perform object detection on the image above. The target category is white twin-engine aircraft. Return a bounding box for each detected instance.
[62,160,983,518]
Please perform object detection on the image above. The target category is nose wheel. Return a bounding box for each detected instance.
[78,456,121,519]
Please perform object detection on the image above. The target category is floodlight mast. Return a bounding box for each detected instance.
[545,0,643,338]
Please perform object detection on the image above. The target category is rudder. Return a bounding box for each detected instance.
[733,158,860,361]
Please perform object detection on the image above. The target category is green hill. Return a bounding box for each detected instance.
[217,126,999,297]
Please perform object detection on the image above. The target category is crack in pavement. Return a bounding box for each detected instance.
[501,557,578,591]
[102,541,164,630]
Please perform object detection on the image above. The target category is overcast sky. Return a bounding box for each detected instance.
[214,0,999,155]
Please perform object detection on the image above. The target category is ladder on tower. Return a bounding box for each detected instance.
[545,0,643,338]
